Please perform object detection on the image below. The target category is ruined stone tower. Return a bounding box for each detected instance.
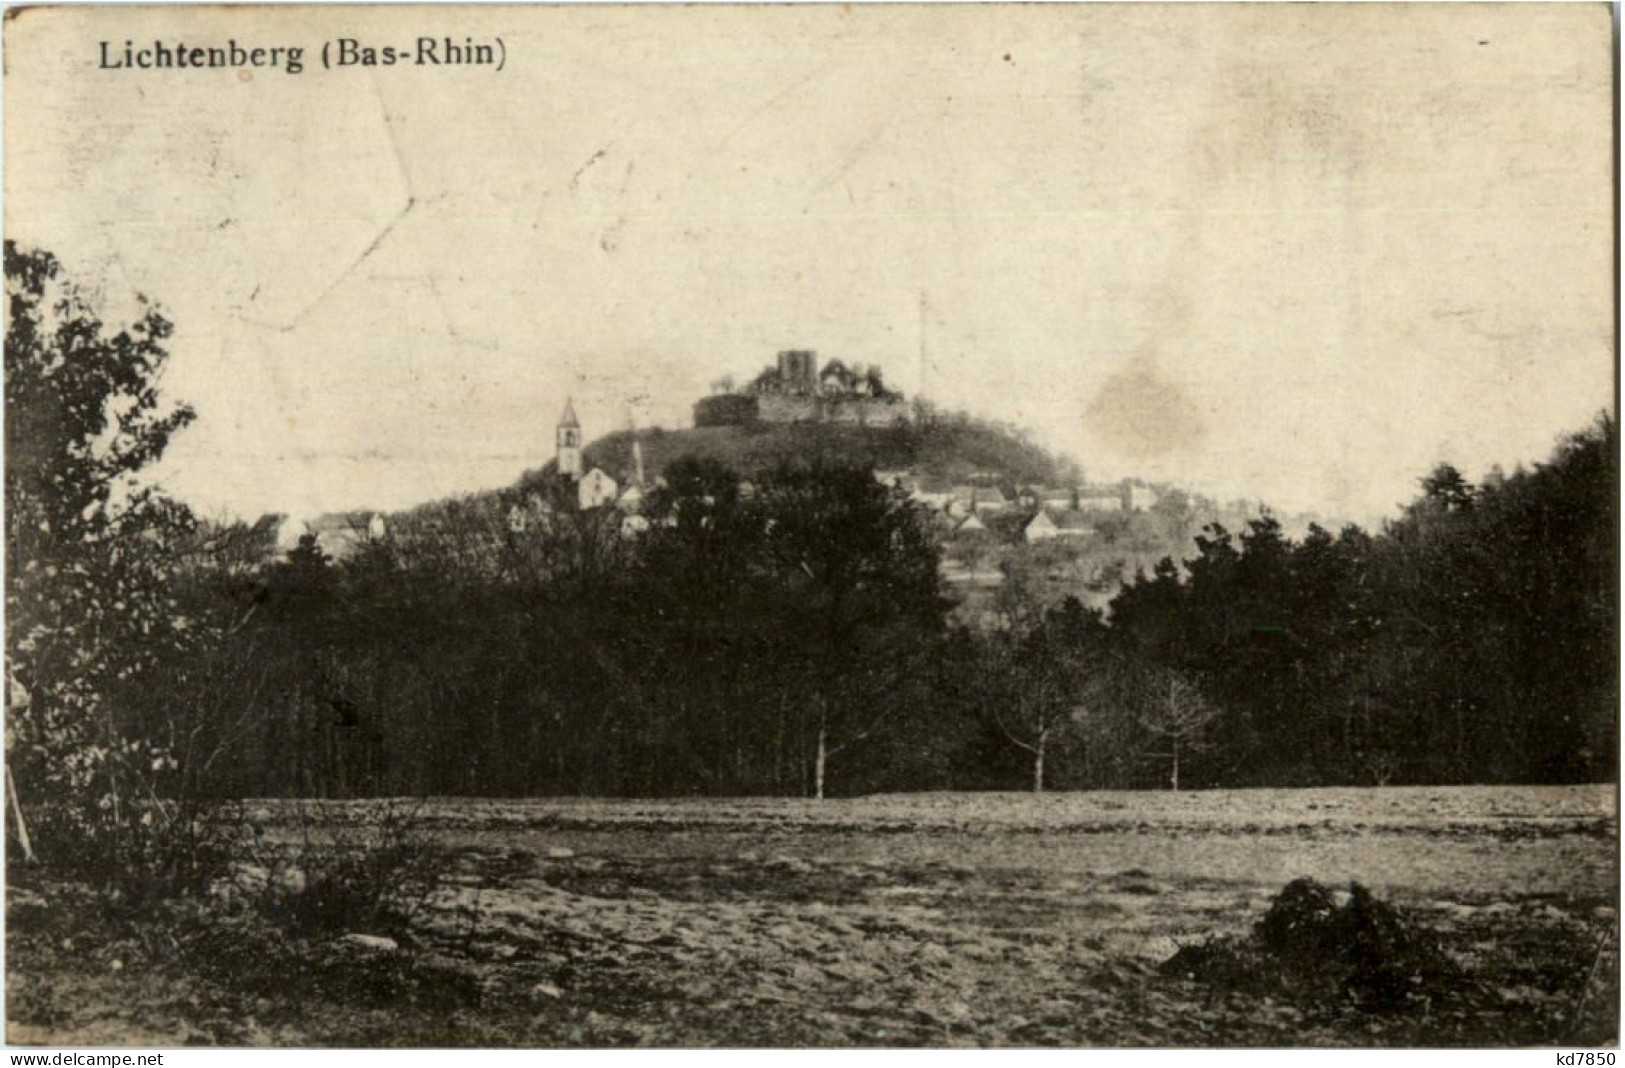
[776,349,817,394]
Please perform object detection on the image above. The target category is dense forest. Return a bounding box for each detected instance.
[148,417,1613,800]
[1106,438,1617,787]
[6,242,1617,862]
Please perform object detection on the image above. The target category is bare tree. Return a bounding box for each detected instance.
[978,598,1106,792]
[983,637,1075,793]
[1136,668,1220,791]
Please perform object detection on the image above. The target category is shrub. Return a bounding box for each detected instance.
[12,789,240,911]
[231,800,443,939]
[1162,878,1468,1012]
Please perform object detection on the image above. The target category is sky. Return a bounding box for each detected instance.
[6,4,1614,527]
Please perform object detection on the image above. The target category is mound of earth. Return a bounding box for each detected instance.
[1161,878,1470,1012]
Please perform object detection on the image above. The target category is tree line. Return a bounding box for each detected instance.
[6,242,1616,858]
[1107,434,1616,787]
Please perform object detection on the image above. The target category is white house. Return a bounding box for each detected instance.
[269,515,310,555]
[579,468,619,510]
[307,512,387,560]
[618,483,646,513]
[260,511,388,562]
[1025,509,1095,543]
[1127,483,1159,512]
[970,486,1013,513]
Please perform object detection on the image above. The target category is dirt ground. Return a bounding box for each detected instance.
[6,785,1618,1047]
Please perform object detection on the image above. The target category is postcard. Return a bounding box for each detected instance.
[4,2,1615,1050]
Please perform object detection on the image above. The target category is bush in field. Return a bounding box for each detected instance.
[1162,878,1467,1012]
[38,796,242,909]
[231,801,442,938]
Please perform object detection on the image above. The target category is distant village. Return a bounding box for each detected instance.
[247,350,1162,568]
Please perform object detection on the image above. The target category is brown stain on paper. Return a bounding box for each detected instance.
[1084,354,1206,460]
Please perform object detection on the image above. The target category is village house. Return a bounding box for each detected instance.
[956,512,988,535]
[946,485,1013,518]
[1035,487,1078,511]
[263,514,307,557]
[1025,509,1096,543]
[873,469,913,492]
[254,510,388,563]
[1076,493,1124,513]
[1127,483,1159,511]
[971,486,1014,513]
[311,512,388,560]
[921,509,959,536]
[910,479,957,511]
[507,493,553,535]
[578,468,619,510]
[1017,481,1157,515]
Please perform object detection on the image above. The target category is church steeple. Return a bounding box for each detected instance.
[557,399,583,479]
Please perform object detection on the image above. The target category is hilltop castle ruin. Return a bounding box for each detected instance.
[694,350,910,428]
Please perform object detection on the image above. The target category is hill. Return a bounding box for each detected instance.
[516,417,1080,492]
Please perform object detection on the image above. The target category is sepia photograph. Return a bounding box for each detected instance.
[1,1,1617,1050]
